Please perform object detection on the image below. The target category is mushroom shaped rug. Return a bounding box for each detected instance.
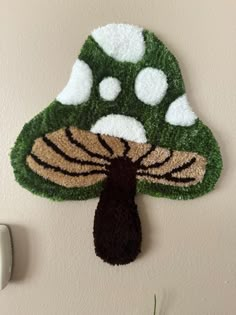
[11,24,222,265]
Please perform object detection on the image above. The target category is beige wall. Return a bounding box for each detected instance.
[1,0,236,314]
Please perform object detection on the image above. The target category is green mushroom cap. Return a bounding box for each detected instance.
[11,23,222,201]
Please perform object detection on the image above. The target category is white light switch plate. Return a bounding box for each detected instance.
[0,225,12,290]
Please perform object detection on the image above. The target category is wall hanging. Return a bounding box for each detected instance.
[11,24,222,265]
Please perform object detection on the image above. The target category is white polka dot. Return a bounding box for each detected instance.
[91,114,147,143]
[99,77,121,101]
[135,67,168,105]
[56,59,92,105]
[165,94,197,126]
[92,23,145,63]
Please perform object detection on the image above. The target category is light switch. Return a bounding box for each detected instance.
[0,225,12,290]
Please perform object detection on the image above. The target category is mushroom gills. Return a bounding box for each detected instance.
[26,127,207,265]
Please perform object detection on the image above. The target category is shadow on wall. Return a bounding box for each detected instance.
[136,194,159,259]
[153,289,176,315]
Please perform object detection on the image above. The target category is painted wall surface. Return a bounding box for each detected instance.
[1,1,236,314]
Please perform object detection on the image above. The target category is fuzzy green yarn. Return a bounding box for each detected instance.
[10,28,222,201]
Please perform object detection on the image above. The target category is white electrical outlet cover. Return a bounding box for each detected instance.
[0,225,12,290]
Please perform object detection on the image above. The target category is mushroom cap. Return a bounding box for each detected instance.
[11,23,222,200]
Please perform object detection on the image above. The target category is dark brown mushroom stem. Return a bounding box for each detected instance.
[26,127,207,266]
[93,157,141,265]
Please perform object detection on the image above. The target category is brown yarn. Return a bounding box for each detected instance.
[26,126,207,265]
[27,127,206,189]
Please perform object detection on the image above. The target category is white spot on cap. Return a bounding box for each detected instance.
[56,59,93,105]
[135,67,168,105]
[165,94,197,126]
[99,77,121,101]
[91,114,147,143]
[91,23,145,63]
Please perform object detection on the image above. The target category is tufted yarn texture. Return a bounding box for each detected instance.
[11,24,222,265]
